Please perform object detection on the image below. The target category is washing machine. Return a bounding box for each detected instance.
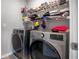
[30,30,69,59]
[12,29,30,59]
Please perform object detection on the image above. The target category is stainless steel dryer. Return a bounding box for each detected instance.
[12,29,30,59]
[12,29,24,59]
[30,30,69,59]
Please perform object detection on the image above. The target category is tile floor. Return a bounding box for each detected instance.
[2,55,18,59]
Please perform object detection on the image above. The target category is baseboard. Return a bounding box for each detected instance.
[1,52,13,58]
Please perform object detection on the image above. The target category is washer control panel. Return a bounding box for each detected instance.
[31,31,67,41]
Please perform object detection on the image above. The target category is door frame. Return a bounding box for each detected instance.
[69,0,78,59]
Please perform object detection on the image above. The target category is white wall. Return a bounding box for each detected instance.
[1,0,28,57]
[70,0,78,59]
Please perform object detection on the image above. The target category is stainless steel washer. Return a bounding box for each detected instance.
[30,30,69,59]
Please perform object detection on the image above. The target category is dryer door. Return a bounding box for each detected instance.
[30,40,61,59]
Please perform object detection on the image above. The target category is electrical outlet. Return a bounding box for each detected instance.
[71,43,78,50]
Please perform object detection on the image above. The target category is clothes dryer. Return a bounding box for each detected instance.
[12,29,30,59]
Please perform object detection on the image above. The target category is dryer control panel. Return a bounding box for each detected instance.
[50,34,63,41]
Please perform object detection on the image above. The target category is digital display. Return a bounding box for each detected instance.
[50,34,63,41]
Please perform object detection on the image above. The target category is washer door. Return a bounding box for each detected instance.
[30,40,61,59]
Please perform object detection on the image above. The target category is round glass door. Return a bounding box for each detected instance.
[30,40,61,59]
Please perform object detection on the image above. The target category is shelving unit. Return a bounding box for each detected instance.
[34,1,69,17]
[21,1,70,33]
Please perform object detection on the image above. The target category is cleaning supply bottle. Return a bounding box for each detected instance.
[34,20,40,30]
[41,20,46,29]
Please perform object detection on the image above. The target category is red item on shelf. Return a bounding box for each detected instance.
[51,25,68,32]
